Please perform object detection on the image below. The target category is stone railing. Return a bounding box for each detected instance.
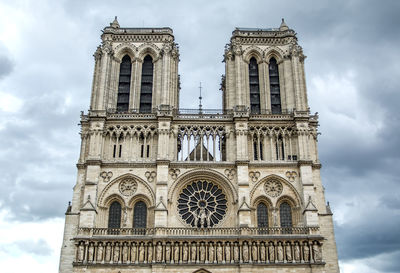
[73,236,324,266]
[77,226,320,237]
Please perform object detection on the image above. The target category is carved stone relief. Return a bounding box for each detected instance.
[224,169,235,180]
[264,180,283,197]
[145,171,156,183]
[286,171,297,182]
[119,178,138,196]
[100,171,113,182]
[249,171,260,182]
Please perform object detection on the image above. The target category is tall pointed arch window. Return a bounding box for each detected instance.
[133,201,147,229]
[269,57,282,114]
[116,55,132,112]
[280,202,292,233]
[108,201,121,229]
[257,202,269,228]
[139,55,153,113]
[249,57,261,114]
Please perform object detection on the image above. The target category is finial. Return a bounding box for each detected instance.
[279,18,289,31]
[110,16,120,29]
[198,82,203,114]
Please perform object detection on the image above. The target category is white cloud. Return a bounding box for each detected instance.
[0,92,23,113]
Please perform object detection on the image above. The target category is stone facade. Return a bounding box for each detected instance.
[59,18,340,273]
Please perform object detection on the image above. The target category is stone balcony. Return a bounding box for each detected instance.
[73,227,324,266]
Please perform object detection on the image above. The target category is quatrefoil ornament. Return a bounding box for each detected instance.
[100,171,113,182]
[145,171,157,183]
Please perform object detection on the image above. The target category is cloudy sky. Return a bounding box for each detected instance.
[0,0,399,272]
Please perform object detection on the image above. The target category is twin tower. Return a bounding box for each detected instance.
[59,18,339,273]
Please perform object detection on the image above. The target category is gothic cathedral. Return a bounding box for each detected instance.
[59,18,340,273]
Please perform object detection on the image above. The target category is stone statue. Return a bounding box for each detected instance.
[286,243,292,261]
[252,243,258,261]
[148,244,153,263]
[303,243,310,262]
[77,243,85,262]
[96,243,103,262]
[260,243,266,262]
[294,243,300,261]
[199,208,207,228]
[183,243,188,262]
[206,211,212,227]
[200,243,206,262]
[138,243,145,262]
[105,243,111,262]
[156,243,163,262]
[87,243,94,262]
[313,244,321,262]
[233,243,239,262]
[277,242,283,262]
[174,244,179,263]
[225,243,231,262]
[130,243,137,263]
[193,210,199,227]
[123,207,128,225]
[113,243,120,263]
[165,244,171,262]
[208,242,214,262]
[242,243,249,262]
[191,243,197,262]
[122,243,128,263]
[268,243,275,262]
[217,243,223,262]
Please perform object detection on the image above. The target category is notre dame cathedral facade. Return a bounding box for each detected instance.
[59,18,339,273]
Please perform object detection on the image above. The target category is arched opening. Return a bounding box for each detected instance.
[257,202,269,228]
[269,57,281,114]
[280,201,292,233]
[108,201,121,229]
[116,55,132,112]
[133,201,147,229]
[249,57,261,114]
[139,55,153,113]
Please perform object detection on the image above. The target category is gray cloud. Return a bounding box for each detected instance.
[0,239,52,256]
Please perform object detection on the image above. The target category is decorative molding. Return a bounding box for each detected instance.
[169,168,180,180]
[285,171,297,182]
[264,180,283,197]
[119,178,138,196]
[224,169,235,180]
[100,171,113,182]
[249,171,260,182]
[145,171,156,183]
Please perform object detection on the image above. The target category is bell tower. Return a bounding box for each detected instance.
[59,18,339,273]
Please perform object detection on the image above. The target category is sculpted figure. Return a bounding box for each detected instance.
[252,243,258,261]
[191,243,197,262]
[208,242,214,262]
[313,244,321,262]
[113,243,120,263]
[148,244,153,263]
[233,243,239,262]
[105,243,111,262]
[193,210,199,227]
[303,243,310,262]
[286,243,292,261]
[225,243,231,262]
[199,208,207,228]
[277,242,283,262]
[138,243,145,262]
[122,243,128,263]
[88,243,94,262]
[130,243,137,263]
[174,243,179,263]
[268,243,275,262]
[156,243,163,262]
[206,211,212,227]
[242,243,249,262]
[165,244,171,262]
[260,243,266,262]
[200,243,206,262]
[217,243,223,262]
[183,243,188,262]
[294,243,300,261]
[77,243,85,262]
[96,243,103,262]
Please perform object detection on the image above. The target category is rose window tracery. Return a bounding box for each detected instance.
[178,180,227,228]
[119,178,138,196]
[264,180,283,197]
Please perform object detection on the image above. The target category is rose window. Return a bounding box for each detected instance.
[178,180,227,228]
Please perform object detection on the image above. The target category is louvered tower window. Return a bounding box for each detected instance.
[108,201,121,229]
[116,55,132,112]
[269,57,282,114]
[280,202,292,233]
[257,203,269,228]
[139,55,153,113]
[249,57,260,114]
[133,201,147,228]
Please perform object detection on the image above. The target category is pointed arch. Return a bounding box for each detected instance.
[108,201,122,229]
[249,57,261,114]
[139,55,153,113]
[133,200,147,228]
[269,57,281,114]
[114,43,137,62]
[116,55,132,112]
[243,46,263,63]
[137,43,160,61]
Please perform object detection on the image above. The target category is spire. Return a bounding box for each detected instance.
[110,16,120,29]
[279,18,289,31]
[198,82,203,114]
